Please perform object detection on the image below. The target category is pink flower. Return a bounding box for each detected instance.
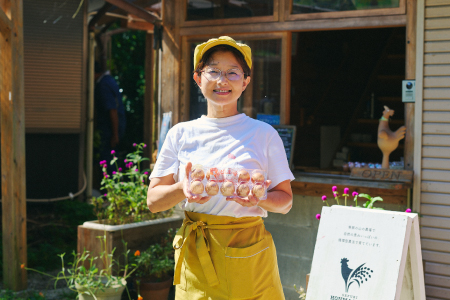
[133,143,137,147]
[344,187,349,195]
[315,214,321,220]
[112,171,116,175]
[144,144,147,148]
[111,150,115,155]
[352,191,358,197]
[104,194,107,197]
[333,192,338,197]
[135,169,139,172]
[144,171,149,175]
[332,186,337,192]
[321,195,327,201]
[405,208,412,213]
[118,167,122,172]
[103,164,107,168]
[124,159,127,163]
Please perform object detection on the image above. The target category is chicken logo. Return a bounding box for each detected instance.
[341,258,374,292]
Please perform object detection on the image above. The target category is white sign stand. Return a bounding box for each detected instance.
[306,206,425,300]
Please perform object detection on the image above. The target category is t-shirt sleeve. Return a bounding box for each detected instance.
[149,127,180,181]
[266,130,295,190]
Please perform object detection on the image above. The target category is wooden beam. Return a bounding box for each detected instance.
[88,2,112,30]
[143,33,153,167]
[0,5,11,34]
[404,0,417,171]
[1,0,27,291]
[104,0,160,24]
[121,15,154,32]
[179,14,407,36]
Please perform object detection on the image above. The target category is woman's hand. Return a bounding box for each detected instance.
[226,180,272,207]
[183,162,211,204]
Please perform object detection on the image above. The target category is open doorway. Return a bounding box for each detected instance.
[290,27,406,173]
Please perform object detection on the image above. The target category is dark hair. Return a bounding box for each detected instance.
[194,45,251,78]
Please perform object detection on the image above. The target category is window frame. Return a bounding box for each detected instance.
[285,0,406,21]
[180,32,291,124]
[181,0,280,27]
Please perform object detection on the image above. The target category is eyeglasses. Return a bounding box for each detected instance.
[201,67,245,81]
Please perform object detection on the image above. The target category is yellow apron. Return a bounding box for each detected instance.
[173,211,285,300]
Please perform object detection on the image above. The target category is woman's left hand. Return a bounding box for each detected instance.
[226,180,271,207]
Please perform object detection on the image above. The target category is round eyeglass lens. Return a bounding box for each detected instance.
[204,68,243,81]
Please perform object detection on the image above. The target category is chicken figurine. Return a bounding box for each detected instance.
[377,105,406,169]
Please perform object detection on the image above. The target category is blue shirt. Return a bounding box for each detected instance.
[95,74,126,138]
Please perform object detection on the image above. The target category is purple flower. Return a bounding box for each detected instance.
[118,168,122,172]
[321,195,327,201]
[124,159,127,163]
[135,169,138,172]
[144,171,149,175]
[103,164,107,168]
[142,180,145,183]
[113,171,116,175]
[133,143,137,147]
[332,186,337,192]
[405,208,412,213]
[111,150,115,155]
[352,191,359,197]
[99,160,106,165]
[315,214,321,220]
[344,187,349,195]
[333,192,338,197]
[144,144,147,148]
[104,194,107,197]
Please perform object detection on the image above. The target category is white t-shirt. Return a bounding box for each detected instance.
[150,113,295,218]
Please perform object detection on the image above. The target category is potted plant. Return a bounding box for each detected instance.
[78,143,182,271]
[22,235,140,300]
[131,229,175,300]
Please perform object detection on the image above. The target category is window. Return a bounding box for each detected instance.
[292,0,400,15]
[187,0,274,21]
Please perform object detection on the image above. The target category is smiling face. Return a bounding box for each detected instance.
[194,51,251,118]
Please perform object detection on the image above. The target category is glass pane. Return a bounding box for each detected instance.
[188,38,282,122]
[292,0,400,14]
[187,0,273,21]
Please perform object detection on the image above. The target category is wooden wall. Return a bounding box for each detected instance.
[23,0,86,133]
[417,0,450,298]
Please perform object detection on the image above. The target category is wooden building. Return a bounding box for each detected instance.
[158,0,450,299]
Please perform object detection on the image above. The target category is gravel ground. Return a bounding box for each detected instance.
[0,270,76,299]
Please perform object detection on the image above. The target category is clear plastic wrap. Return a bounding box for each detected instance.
[188,165,267,200]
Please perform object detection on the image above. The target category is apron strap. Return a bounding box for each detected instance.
[173,213,263,287]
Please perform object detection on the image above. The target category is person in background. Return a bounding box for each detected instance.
[94,61,126,174]
[147,36,294,299]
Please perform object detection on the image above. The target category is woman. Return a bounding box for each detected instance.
[147,36,294,300]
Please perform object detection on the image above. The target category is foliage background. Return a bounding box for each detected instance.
[108,23,147,156]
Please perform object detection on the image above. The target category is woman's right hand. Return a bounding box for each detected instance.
[183,162,211,204]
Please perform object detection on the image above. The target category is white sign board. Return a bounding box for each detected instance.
[306,206,425,300]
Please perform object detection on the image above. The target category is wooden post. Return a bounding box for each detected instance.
[143,33,154,165]
[0,0,27,291]
[404,0,417,170]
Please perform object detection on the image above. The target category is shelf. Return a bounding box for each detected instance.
[377,75,404,81]
[378,96,402,102]
[386,54,406,60]
[348,142,404,149]
[356,118,405,125]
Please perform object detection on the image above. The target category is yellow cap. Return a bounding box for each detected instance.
[193,36,252,70]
